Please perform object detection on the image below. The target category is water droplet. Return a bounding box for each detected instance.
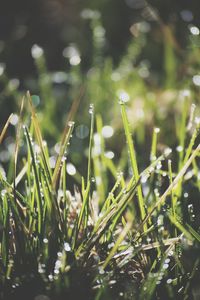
[108,242,115,249]
[154,127,160,133]
[102,126,114,138]
[89,104,94,114]
[68,121,75,128]
[193,75,200,86]
[105,151,115,159]
[141,175,149,183]
[167,278,172,284]
[1,189,6,197]
[195,117,200,125]
[163,263,169,270]
[69,55,81,66]
[63,45,81,66]
[99,267,105,274]
[189,25,200,36]
[156,161,162,170]
[109,280,116,285]
[64,242,71,252]
[117,89,130,103]
[66,163,76,175]
[10,114,19,126]
[91,177,96,183]
[164,147,172,156]
[176,145,183,153]
[49,156,56,169]
[31,44,44,59]
[180,89,190,98]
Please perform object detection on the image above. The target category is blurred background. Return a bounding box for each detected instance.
[0,0,200,183]
[0,0,200,77]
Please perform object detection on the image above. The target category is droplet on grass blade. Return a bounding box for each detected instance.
[176,145,183,152]
[189,25,200,36]
[167,278,172,284]
[105,151,114,159]
[31,44,44,59]
[193,75,200,86]
[49,156,56,169]
[163,263,169,270]
[10,114,19,126]
[89,104,94,114]
[102,126,114,138]
[164,147,172,156]
[68,121,75,127]
[154,127,160,133]
[156,161,162,170]
[69,55,81,66]
[117,89,130,103]
[63,45,81,66]
[141,174,149,183]
[64,242,71,252]
[66,163,76,175]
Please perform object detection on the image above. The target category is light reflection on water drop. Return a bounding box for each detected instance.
[89,104,94,114]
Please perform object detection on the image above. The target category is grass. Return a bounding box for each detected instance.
[0,88,200,300]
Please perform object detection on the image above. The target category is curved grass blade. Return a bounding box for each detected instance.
[0,114,13,145]
[120,101,146,231]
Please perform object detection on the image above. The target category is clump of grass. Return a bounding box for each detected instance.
[0,91,200,300]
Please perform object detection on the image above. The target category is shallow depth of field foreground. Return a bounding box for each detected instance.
[0,1,200,300]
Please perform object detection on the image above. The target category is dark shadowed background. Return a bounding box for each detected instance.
[0,0,200,78]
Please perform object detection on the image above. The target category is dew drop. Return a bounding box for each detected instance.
[64,242,71,252]
[89,104,94,114]
[176,145,183,152]
[163,263,169,270]
[154,127,160,133]
[164,147,172,156]
[189,25,200,36]
[167,278,172,284]
[105,151,115,159]
[68,121,75,128]
[66,163,76,176]
[102,126,114,138]
[31,44,44,59]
